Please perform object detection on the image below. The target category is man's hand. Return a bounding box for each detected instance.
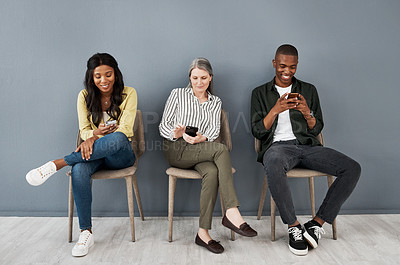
[272,92,299,114]
[294,94,311,117]
[295,94,316,128]
[182,132,207,144]
[263,92,299,130]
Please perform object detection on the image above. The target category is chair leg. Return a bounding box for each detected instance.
[168,176,177,242]
[68,175,74,243]
[270,196,276,241]
[218,187,235,241]
[125,176,135,242]
[132,174,144,221]
[257,175,268,220]
[308,177,316,217]
[332,218,337,240]
[327,175,338,240]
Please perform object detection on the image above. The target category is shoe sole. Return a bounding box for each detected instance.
[72,242,94,257]
[303,231,318,248]
[195,241,224,254]
[288,244,308,256]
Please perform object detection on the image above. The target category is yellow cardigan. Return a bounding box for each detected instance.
[77,86,137,141]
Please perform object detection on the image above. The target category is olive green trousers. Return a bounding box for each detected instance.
[163,139,240,230]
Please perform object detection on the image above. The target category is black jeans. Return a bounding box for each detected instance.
[263,140,361,225]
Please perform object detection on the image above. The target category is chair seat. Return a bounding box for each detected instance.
[92,165,137,180]
[166,167,236,179]
[286,168,331,178]
[67,165,137,180]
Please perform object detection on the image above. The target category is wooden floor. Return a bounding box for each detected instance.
[1,215,399,264]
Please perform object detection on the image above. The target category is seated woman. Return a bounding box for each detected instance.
[159,58,257,254]
[26,53,137,257]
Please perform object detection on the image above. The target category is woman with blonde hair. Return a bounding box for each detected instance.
[159,57,257,254]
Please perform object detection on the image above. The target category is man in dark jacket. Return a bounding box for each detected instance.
[251,44,361,256]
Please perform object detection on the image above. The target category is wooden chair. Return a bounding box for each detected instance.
[67,110,145,242]
[167,109,236,242]
[255,134,337,241]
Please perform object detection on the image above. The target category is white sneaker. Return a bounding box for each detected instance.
[72,230,94,257]
[26,161,57,186]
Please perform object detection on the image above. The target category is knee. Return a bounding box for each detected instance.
[347,159,361,182]
[110,131,129,144]
[213,142,229,155]
[211,143,229,156]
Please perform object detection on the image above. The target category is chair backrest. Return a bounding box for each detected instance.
[254,133,324,153]
[131,110,145,159]
[214,109,232,151]
[76,110,145,159]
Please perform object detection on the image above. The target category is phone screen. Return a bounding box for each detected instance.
[185,126,198,137]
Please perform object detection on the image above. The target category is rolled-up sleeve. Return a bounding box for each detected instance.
[115,87,137,139]
[77,90,96,141]
[307,85,324,136]
[251,89,273,141]
[159,89,178,140]
[202,99,221,142]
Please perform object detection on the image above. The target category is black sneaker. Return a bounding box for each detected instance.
[303,220,325,248]
[288,225,308,256]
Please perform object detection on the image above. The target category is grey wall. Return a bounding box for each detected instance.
[1,0,399,217]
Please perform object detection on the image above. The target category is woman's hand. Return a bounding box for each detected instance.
[94,123,119,137]
[75,135,99,160]
[173,123,186,139]
[183,132,207,144]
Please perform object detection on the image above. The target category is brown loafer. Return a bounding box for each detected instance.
[195,234,224,254]
[222,215,258,237]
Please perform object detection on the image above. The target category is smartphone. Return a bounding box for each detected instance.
[105,120,117,126]
[287,93,300,102]
[185,126,198,137]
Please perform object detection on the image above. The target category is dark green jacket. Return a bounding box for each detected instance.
[251,77,324,163]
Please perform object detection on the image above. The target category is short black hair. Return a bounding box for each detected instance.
[275,44,298,57]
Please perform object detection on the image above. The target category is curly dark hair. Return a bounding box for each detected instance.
[275,44,298,57]
[84,53,125,126]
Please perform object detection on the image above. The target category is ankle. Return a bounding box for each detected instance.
[312,217,324,227]
[53,159,67,171]
[226,207,245,225]
[198,228,211,242]
[81,228,92,234]
[288,220,301,228]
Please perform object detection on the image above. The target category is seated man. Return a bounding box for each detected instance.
[250,44,361,256]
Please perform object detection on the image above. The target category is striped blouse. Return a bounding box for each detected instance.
[159,87,222,142]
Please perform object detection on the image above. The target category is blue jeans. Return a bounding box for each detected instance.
[263,140,361,225]
[64,132,136,230]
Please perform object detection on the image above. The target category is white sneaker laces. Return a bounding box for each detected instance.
[310,226,325,239]
[288,227,303,241]
[77,230,91,246]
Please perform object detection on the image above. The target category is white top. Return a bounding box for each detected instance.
[273,84,296,142]
[102,112,111,123]
[159,87,222,141]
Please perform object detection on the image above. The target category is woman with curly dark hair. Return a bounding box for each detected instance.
[26,53,137,257]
